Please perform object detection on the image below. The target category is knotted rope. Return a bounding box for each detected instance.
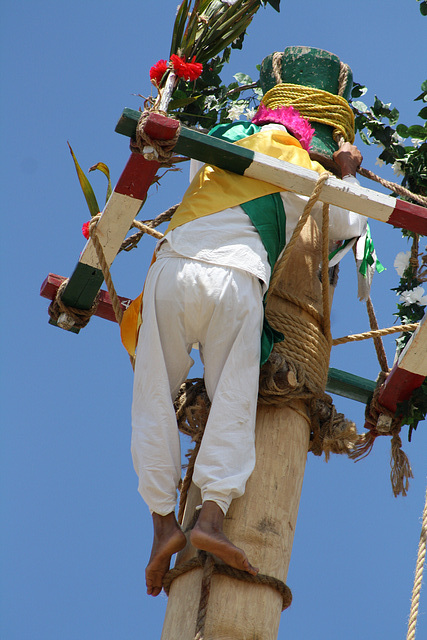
[262,172,333,403]
[135,109,181,162]
[349,370,414,497]
[163,551,292,639]
[48,278,100,329]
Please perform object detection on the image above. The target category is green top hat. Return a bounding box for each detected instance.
[259,47,354,170]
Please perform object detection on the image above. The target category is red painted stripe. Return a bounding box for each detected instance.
[388,199,427,235]
[115,152,160,200]
[40,274,132,324]
[144,113,180,140]
[377,362,425,413]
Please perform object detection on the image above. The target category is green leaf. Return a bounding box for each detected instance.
[234,72,253,84]
[168,95,200,109]
[88,162,112,204]
[407,124,427,138]
[389,107,400,125]
[418,106,427,120]
[352,100,369,113]
[420,1,427,16]
[421,80,427,92]
[396,124,409,138]
[67,142,100,217]
[351,83,367,98]
[170,0,190,56]
[359,131,371,145]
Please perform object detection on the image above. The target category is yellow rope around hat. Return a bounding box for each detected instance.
[262,83,355,144]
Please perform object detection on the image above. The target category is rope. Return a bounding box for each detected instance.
[365,297,389,373]
[332,322,419,346]
[321,201,332,343]
[406,485,427,640]
[272,51,283,84]
[261,172,333,404]
[130,219,164,240]
[337,62,350,97]
[358,166,427,207]
[87,214,136,369]
[194,554,215,640]
[135,109,181,162]
[262,83,355,144]
[88,215,124,326]
[163,552,292,630]
[120,204,179,253]
[267,171,331,301]
[48,278,100,329]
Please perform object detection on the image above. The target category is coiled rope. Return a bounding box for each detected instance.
[262,82,355,144]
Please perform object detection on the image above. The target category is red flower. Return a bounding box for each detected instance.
[170,54,203,81]
[149,59,168,85]
[82,221,91,239]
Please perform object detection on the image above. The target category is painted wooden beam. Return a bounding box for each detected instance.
[378,313,427,413]
[326,367,376,404]
[115,109,427,235]
[40,273,133,323]
[47,151,160,331]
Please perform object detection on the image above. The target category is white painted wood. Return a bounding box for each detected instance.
[397,313,427,376]
[79,192,144,269]
[247,153,399,222]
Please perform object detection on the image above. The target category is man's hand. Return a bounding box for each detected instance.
[333,142,363,178]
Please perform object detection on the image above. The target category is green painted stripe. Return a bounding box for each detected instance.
[49,262,104,332]
[326,367,376,404]
[115,108,253,175]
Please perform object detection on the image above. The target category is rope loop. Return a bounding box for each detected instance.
[135,109,181,162]
[48,278,100,329]
[163,550,292,640]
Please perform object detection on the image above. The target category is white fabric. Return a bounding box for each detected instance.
[163,175,367,295]
[131,253,263,516]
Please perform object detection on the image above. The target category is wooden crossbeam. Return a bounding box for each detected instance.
[116,110,427,235]
[40,273,133,323]
[378,313,427,414]
[42,111,425,412]
[47,152,160,331]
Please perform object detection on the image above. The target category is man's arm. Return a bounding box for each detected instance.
[332,142,363,178]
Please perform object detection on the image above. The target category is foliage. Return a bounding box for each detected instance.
[67,142,109,218]
[168,50,262,129]
[417,0,427,16]
[351,80,427,198]
[169,0,280,65]
[150,0,280,127]
[351,81,427,436]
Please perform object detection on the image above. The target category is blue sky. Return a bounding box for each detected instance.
[1,1,426,639]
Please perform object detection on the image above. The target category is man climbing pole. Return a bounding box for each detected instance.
[121,47,368,598]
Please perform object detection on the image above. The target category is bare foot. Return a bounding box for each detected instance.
[190,501,258,576]
[146,512,186,596]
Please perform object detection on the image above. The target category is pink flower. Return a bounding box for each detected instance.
[170,54,203,81]
[82,221,91,239]
[149,59,168,85]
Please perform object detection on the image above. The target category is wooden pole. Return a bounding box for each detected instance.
[161,218,325,640]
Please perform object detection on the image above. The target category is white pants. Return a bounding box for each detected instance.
[131,251,263,516]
